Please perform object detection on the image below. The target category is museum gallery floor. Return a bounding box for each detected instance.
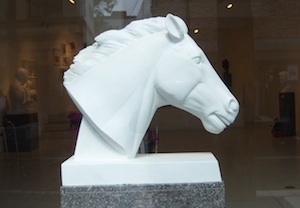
[0,123,300,208]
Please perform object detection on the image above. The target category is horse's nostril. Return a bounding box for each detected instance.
[228,99,239,113]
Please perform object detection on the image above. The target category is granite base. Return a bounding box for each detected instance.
[61,182,225,208]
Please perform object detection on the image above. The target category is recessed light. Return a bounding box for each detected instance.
[69,0,76,4]
[227,3,233,9]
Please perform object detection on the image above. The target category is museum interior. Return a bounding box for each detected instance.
[0,0,300,207]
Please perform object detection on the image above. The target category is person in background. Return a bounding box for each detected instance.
[222,59,232,90]
[278,71,293,93]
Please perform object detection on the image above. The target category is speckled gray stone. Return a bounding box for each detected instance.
[61,182,225,208]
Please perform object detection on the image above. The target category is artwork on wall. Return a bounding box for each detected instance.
[53,41,77,67]
[67,42,76,53]
[62,57,71,67]
[61,43,67,55]
[53,49,61,66]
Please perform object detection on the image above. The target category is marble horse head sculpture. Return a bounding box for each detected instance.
[64,14,239,160]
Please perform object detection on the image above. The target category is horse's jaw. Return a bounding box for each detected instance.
[184,107,239,134]
[178,83,239,134]
[200,114,235,134]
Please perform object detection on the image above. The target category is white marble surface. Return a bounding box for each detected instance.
[61,152,222,186]
[64,14,239,159]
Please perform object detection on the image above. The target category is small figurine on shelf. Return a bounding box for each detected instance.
[139,126,159,154]
[68,112,82,136]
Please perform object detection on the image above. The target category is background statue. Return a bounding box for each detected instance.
[9,67,37,112]
[64,14,239,160]
[279,71,293,93]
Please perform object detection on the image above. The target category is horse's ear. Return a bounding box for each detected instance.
[165,14,188,41]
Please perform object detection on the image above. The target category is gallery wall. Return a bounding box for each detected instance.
[0,0,90,133]
[0,0,299,136]
[152,0,300,135]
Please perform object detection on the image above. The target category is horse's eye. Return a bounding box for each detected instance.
[192,56,201,65]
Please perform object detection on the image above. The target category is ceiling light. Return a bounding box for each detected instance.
[69,0,76,4]
[194,29,199,34]
[227,3,233,9]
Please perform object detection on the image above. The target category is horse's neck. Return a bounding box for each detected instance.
[69,32,171,158]
[102,34,171,156]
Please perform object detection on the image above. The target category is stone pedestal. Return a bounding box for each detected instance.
[61,152,225,207]
[61,182,225,208]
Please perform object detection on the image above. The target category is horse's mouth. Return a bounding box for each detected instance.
[215,113,232,127]
[203,114,233,134]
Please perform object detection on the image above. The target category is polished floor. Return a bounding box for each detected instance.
[0,122,300,208]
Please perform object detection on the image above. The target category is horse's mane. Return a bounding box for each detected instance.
[64,16,166,84]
